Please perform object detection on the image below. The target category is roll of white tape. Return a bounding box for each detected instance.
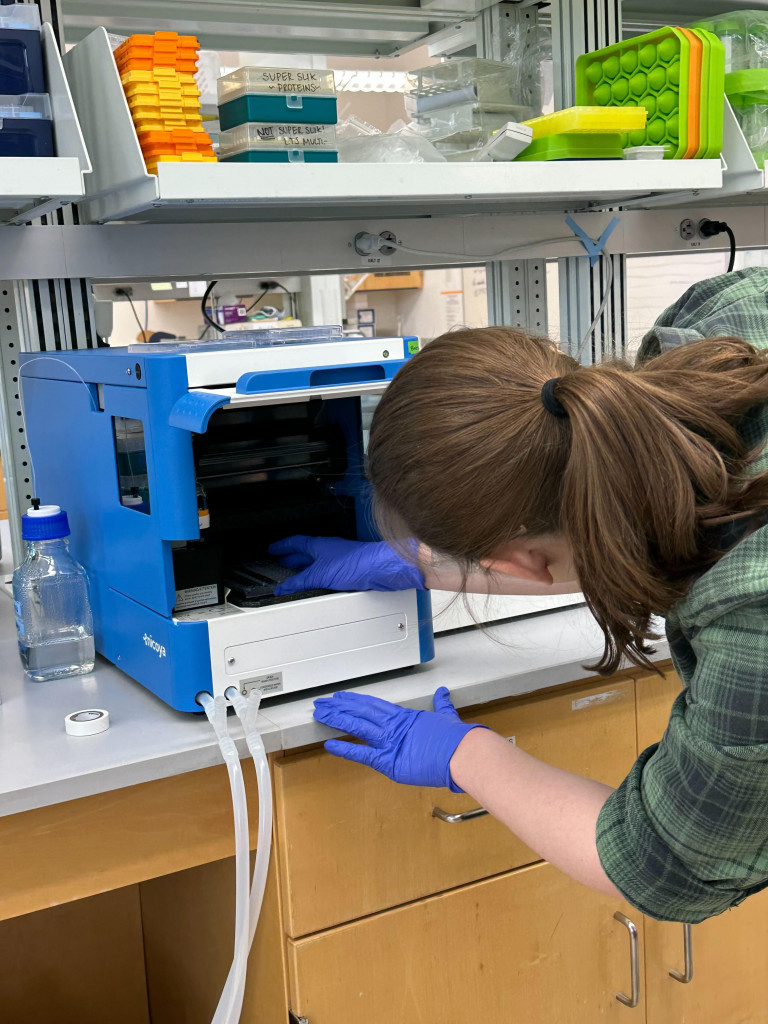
[65,709,110,737]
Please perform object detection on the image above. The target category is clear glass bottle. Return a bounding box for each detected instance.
[12,502,95,682]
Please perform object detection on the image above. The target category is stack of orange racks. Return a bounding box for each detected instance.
[114,32,217,175]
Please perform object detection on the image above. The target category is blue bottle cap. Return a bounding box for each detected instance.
[21,503,70,541]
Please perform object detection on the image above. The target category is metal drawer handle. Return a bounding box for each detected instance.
[669,923,693,984]
[432,806,489,823]
[614,911,640,1008]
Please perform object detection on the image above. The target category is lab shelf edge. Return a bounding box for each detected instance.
[64,27,723,225]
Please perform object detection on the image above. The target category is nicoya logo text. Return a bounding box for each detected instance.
[143,633,167,658]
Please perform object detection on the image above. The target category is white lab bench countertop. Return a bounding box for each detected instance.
[0,526,669,819]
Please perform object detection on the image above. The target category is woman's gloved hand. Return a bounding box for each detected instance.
[268,536,425,596]
[313,687,486,791]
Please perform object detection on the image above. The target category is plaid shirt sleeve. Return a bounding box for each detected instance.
[596,527,768,924]
[636,266,768,365]
[597,267,768,923]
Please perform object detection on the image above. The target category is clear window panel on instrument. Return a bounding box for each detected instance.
[113,416,151,514]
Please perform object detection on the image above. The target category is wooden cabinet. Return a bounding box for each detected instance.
[287,862,640,1024]
[6,661,768,1024]
[274,679,637,936]
[645,888,768,1024]
[0,886,150,1024]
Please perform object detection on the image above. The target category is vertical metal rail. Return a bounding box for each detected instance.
[0,0,98,563]
[486,260,547,335]
[551,0,628,362]
[479,2,548,335]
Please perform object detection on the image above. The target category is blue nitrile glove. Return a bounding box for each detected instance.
[268,536,425,596]
[313,687,486,792]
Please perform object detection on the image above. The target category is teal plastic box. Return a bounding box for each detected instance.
[217,67,338,131]
[219,94,338,131]
[219,149,339,163]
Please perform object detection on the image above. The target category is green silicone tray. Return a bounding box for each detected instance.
[725,68,768,105]
[696,28,725,160]
[513,132,624,161]
[576,27,690,158]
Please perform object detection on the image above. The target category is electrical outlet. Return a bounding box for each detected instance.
[679,219,696,241]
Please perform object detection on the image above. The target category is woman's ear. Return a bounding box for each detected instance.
[480,543,553,584]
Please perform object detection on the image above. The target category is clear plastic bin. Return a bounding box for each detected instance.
[695,11,768,73]
[735,102,768,167]
[219,122,336,152]
[0,4,41,30]
[421,102,532,149]
[130,325,344,353]
[407,58,526,112]
[218,67,338,130]
[0,18,43,95]
[0,92,51,119]
[218,121,337,163]
[0,92,53,156]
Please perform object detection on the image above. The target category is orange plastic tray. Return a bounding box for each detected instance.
[121,70,198,86]
[118,57,198,73]
[137,127,210,144]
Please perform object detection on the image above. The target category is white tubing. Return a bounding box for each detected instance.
[198,692,251,1024]
[227,687,274,946]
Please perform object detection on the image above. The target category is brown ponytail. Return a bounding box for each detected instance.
[368,328,768,673]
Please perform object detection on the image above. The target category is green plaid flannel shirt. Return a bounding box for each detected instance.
[596,268,768,923]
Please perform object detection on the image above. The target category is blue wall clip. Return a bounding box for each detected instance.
[565,215,620,268]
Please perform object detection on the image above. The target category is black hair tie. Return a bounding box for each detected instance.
[541,378,568,419]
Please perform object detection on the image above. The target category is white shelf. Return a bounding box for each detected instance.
[65,27,722,224]
[116,159,724,223]
[0,23,90,224]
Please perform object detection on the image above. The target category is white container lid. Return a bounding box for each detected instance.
[623,145,667,160]
[26,503,61,517]
[218,121,337,157]
[218,67,336,105]
[477,122,533,161]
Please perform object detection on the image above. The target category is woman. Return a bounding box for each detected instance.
[270,268,768,925]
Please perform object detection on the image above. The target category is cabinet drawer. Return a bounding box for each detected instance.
[288,862,640,1024]
[274,677,636,936]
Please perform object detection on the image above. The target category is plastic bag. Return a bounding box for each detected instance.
[337,117,446,162]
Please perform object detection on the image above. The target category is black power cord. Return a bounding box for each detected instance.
[245,287,269,314]
[116,288,146,340]
[699,219,737,273]
[201,280,225,334]
[260,280,295,319]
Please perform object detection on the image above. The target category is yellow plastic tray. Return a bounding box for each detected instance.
[522,106,647,140]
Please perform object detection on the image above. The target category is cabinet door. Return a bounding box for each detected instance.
[275,678,637,936]
[645,887,768,1024]
[288,862,644,1024]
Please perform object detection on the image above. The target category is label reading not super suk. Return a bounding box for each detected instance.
[240,672,284,697]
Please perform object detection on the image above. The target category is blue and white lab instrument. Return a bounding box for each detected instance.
[20,329,434,711]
